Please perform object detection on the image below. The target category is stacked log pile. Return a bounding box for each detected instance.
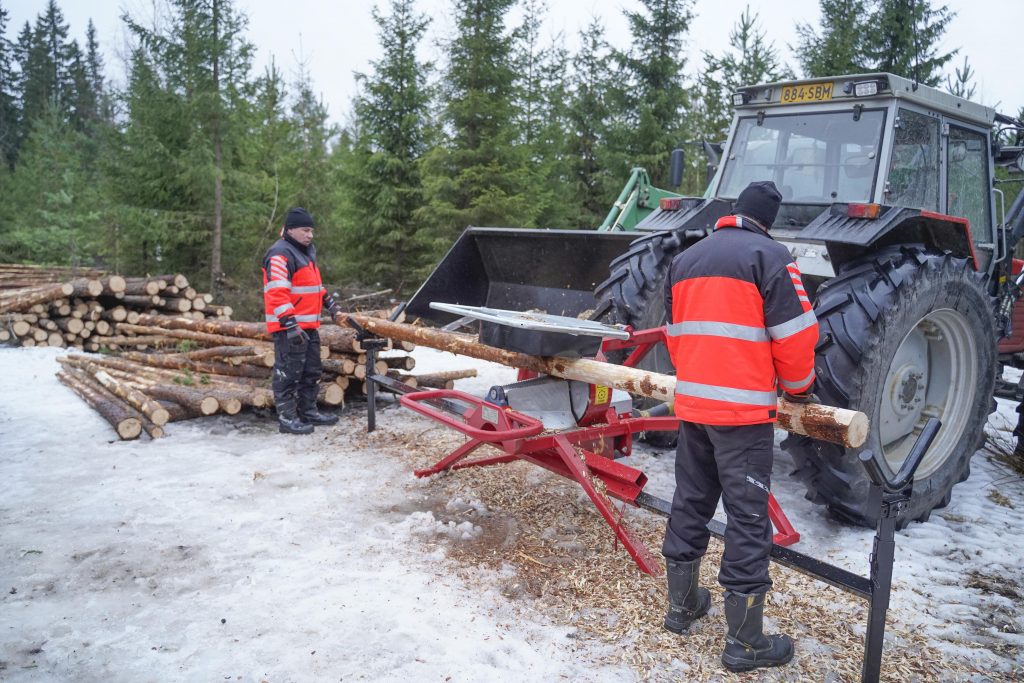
[1,265,232,349]
[3,265,479,439]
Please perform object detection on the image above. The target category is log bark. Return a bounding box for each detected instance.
[151,274,189,289]
[344,314,869,448]
[130,382,220,415]
[101,275,127,294]
[318,382,344,406]
[118,351,271,378]
[57,366,142,439]
[64,278,104,298]
[122,278,166,296]
[85,365,171,426]
[120,294,162,308]
[0,283,69,314]
[414,369,478,389]
[156,399,202,422]
[181,345,261,361]
[322,358,357,375]
[382,355,415,371]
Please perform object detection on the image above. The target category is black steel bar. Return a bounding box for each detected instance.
[635,492,872,599]
[366,343,378,432]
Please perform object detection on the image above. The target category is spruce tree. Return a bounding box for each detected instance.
[613,0,695,187]
[795,0,871,77]
[510,0,572,228]
[699,7,792,142]
[0,1,18,168]
[342,0,433,289]
[419,0,534,248]
[945,55,975,100]
[122,0,255,292]
[866,0,956,85]
[16,0,74,141]
[565,19,617,228]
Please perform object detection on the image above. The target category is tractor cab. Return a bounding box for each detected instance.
[702,73,1002,278]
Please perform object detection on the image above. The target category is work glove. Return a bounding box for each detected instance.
[285,323,309,348]
[783,391,819,404]
[324,293,343,321]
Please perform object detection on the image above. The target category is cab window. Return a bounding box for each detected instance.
[885,109,940,210]
[946,125,992,243]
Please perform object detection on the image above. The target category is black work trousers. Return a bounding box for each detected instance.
[662,420,775,595]
[272,329,323,409]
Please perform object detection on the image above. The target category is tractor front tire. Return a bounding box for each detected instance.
[783,246,996,527]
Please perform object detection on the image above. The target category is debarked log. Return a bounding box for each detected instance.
[343,314,869,448]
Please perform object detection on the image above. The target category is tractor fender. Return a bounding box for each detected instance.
[799,205,979,272]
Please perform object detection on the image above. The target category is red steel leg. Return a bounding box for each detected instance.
[551,434,663,576]
[768,492,800,546]
[414,439,485,478]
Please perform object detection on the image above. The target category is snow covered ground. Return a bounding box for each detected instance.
[1,346,1022,681]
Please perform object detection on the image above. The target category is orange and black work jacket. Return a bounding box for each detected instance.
[664,215,818,425]
[262,236,337,333]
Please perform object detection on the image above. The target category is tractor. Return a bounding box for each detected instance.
[407,72,1024,528]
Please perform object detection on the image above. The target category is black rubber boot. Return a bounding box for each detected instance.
[664,558,711,633]
[721,591,793,672]
[277,398,314,435]
[298,384,338,426]
[297,402,339,426]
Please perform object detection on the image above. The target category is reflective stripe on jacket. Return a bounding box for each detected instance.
[664,214,818,425]
[262,237,327,333]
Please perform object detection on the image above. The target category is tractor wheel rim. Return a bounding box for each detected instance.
[878,308,977,478]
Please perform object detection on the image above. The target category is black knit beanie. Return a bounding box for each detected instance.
[733,181,783,231]
[284,207,315,230]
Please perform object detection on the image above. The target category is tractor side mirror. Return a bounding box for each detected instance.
[670,148,685,188]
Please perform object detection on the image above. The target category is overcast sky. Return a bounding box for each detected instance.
[6,0,1022,126]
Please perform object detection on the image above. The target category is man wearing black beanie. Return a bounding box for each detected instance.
[262,207,343,434]
[660,180,818,672]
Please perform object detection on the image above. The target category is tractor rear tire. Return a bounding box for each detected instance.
[782,246,996,527]
[593,230,691,448]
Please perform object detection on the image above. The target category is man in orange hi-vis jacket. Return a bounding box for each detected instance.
[263,207,342,434]
[660,181,818,673]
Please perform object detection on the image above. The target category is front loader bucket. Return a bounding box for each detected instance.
[406,227,639,325]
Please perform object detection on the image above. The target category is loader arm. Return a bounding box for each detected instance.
[599,167,684,231]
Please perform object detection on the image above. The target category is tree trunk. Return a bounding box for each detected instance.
[210,0,224,300]
[414,369,478,389]
[57,367,142,440]
[343,314,869,448]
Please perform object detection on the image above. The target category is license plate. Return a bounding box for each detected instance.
[780,83,834,104]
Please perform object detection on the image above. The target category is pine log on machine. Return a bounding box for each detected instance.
[57,367,142,440]
[343,313,869,448]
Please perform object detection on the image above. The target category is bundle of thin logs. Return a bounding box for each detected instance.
[48,311,476,440]
[0,266,233,349]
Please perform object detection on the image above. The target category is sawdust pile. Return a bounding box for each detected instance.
[353,417,1007,681]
